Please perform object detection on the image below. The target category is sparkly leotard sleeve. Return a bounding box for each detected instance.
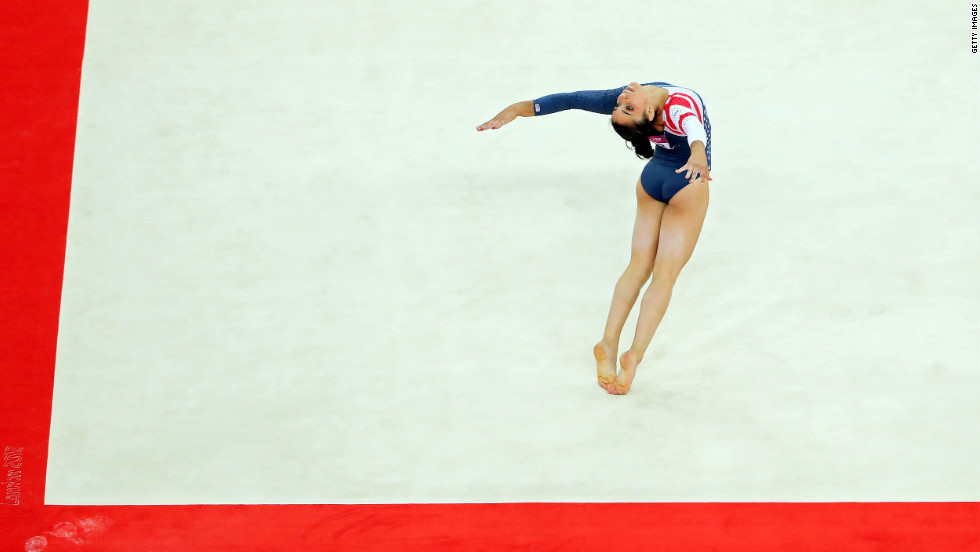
[531,86,628,116]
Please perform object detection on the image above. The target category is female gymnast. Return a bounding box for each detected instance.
[476,81,712,395]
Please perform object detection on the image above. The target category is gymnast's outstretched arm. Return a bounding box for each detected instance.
[476,87,626,131]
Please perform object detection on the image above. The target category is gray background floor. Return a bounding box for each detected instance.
[47,0,979,504]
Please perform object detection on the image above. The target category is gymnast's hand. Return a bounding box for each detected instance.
[676,142,712,184]
[476,100,534,131]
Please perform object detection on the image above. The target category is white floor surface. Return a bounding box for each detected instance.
[47,0,980,504]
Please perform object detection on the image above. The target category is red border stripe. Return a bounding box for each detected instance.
[3,503,980,550]
[0,0,89,508]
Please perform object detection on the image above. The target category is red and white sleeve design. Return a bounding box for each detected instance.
[663,92,707,147]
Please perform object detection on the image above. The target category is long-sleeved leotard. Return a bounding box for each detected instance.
[532,82,712,203]
[532,81,711,169]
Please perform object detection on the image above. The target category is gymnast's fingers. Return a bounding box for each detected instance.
[479,117,509,131]
[674,162,693,179]
[675,163,692,180]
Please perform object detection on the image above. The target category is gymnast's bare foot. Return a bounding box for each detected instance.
[611,351,641,395]
[593,341,618,393]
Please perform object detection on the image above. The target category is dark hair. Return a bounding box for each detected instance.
[611,117,656,159]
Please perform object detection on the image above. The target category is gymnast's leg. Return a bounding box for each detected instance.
[594,179,666,393]
[613,178,709,395]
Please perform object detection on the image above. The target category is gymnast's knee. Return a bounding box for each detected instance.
[625,255,655,280]
[650,264,681,286]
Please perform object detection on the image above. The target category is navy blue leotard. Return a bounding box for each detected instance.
[532,82,712,203]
